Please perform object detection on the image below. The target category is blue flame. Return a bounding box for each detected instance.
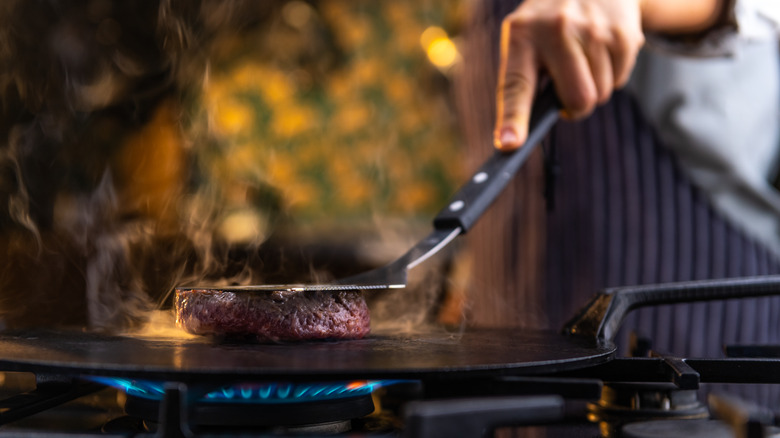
[86,377,406,404]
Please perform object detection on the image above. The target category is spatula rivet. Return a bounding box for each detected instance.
[449,200,465,211]
[473,172,488,183]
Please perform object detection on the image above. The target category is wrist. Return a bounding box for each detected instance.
[641,0,728,35]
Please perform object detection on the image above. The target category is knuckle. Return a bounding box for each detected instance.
[550,2,585,36]
[611,28,629,49]
[503,11,533,34]
[613,27,645,54]
[552,11,573,35]
[502,12,536,48]
[582,24,609,46]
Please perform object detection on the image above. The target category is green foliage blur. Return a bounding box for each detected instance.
[190,0,465,233]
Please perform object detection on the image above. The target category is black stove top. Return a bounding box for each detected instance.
[2,357,779,437]
[3,275,780,437]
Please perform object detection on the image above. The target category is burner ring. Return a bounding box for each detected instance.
[588,382,709,436]
[124,392,375,428]
[588,382,708,422]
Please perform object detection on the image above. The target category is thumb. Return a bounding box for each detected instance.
[495,23,538,151]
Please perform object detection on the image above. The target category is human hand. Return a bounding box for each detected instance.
[494,0,646,150]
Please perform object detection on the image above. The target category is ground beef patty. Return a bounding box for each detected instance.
[175,288,370,342]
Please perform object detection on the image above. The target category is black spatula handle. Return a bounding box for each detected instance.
[433,84,560,232]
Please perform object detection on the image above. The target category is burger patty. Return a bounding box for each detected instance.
[175,288,370,342]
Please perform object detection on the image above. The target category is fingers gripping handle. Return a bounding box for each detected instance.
[433,85,560,233]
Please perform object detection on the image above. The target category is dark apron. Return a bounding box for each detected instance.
[455,0,780,363]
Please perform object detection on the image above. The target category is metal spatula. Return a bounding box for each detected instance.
[179,85,559,294]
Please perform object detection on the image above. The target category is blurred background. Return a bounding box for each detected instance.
[0,0,469,331]
[194,0,465,240]
[189,0,469,331]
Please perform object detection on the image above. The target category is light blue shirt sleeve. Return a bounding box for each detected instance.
[645,0,780,57]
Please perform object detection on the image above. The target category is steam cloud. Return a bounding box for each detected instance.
[0,0,459,336]
[0,0,267,332]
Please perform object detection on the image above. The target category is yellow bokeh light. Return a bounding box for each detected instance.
[420,26,460,70]
[213,100,253,136]
[260,69,296,106]
[427,38,459,68]
[194,4,464,219]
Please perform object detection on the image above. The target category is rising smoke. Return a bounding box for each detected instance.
[0,0,273,332]
[0,0,463,336]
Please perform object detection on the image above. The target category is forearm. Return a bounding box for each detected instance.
[641,0,728,34]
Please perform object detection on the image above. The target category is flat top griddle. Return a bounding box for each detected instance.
[0,328,614,382]
[8,277,776,383]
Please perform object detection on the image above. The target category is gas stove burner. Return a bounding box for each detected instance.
[86,377,393,429]
[123,389,375,429]
[588,382,709,436]
[621,419,732,438]
[588,382,709,421]
[87,377,394,403]
[202,381,380,404]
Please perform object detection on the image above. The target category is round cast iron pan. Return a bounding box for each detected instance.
[0,328,614,382]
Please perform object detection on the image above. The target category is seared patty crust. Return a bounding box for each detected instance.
[175,289,370,342]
